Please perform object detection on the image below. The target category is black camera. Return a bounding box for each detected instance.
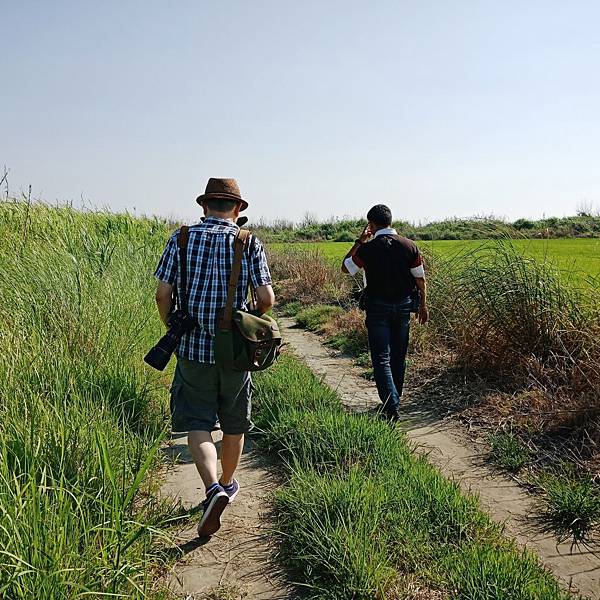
[144,310,196,371]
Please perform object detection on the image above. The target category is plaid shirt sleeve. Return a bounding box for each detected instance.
[248,236,272,288]
[154,233,178,284]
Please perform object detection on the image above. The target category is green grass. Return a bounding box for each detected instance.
[2,199,588,597]
[272,238,600,280]
[295,304,343,331]
[255,214,600,243]
[488,431,533,472]
[277,300,303,317]
[535,469,600,543]
[253,354,573,599]
[0,201,175,598]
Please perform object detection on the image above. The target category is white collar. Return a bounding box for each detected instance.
[373,227,397,238]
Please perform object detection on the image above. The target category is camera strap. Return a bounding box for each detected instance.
[219,229,251,331]
[177,225,190,311]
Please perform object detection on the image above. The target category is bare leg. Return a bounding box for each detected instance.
[219,434,244,486]
[188,430,218,491]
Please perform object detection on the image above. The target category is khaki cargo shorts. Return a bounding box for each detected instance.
[170,357,253,435]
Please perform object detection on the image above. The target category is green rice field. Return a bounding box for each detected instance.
[272,238,600,280]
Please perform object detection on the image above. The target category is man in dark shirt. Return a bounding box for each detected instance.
[341,204,428,421]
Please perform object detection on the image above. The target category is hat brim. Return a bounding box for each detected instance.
[196,192,248,212]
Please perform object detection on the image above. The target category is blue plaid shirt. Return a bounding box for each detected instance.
[154,216,272,364]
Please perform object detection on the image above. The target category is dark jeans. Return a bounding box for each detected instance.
[365,296,412,412]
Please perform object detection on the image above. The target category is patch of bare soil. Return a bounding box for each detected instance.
[159,432,294,599]
[280,317,600,600]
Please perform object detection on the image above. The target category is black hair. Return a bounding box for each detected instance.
[204,198,238,213]
[367,204,392,227]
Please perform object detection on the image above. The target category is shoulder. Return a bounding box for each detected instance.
[394,235,419,253]
[246,231,265,250]
[356,238,373,258]
[168,225,192,244]
[164,228,180,246]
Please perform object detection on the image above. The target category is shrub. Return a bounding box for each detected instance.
[427,239,600,417]
[513,218,535,230]
[268,247,353,306]
[334,230,355,242]
[322,308,368,356]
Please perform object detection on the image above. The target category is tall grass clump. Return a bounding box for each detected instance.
[253,355,573,599]
[0,200,174,598]
[428,239,600,426]
[267,246,353,306]
[535,469,600,543]
[295,304,344,331]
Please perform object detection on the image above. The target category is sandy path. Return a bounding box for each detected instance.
[279,317,600,600]
[160,432,294,599]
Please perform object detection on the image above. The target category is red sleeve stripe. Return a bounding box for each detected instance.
[410,255,423,269]
[352,255,366,269]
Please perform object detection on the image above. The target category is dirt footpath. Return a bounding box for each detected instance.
[160,432,293,599]
[279,317,600,600]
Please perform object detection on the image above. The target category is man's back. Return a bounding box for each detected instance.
[340,204,428,422]
[154,216,272,364]
[354,233,422,301]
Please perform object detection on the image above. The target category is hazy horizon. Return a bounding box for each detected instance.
[4,1,600,224]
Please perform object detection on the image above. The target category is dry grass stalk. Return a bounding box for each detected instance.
[268,247,352,305]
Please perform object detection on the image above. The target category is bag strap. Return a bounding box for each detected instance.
[177,225,190,311]
[220,229,251,330]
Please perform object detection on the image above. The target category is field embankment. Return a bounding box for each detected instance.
[0,201,174,598]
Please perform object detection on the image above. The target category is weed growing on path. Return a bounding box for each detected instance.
[535,469,600,543]
[488,430,533,472]
[295,304,343,331]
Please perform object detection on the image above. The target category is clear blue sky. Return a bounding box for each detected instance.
[3,1,600,224]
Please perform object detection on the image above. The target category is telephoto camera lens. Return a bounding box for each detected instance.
[144,311,196,371]
[144,332,178,371]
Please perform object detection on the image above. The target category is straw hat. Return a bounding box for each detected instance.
[196,178,248,211]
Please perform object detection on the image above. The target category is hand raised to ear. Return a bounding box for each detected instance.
[358,224,372,244]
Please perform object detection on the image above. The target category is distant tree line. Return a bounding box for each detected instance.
[251,214,600,242]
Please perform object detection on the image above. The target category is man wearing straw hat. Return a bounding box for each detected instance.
[154,178,275,537]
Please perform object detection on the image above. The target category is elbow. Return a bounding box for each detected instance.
[341,258,350,273]
[265,290,276,311]
[155,282,173,305]
[256,285,275,312]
